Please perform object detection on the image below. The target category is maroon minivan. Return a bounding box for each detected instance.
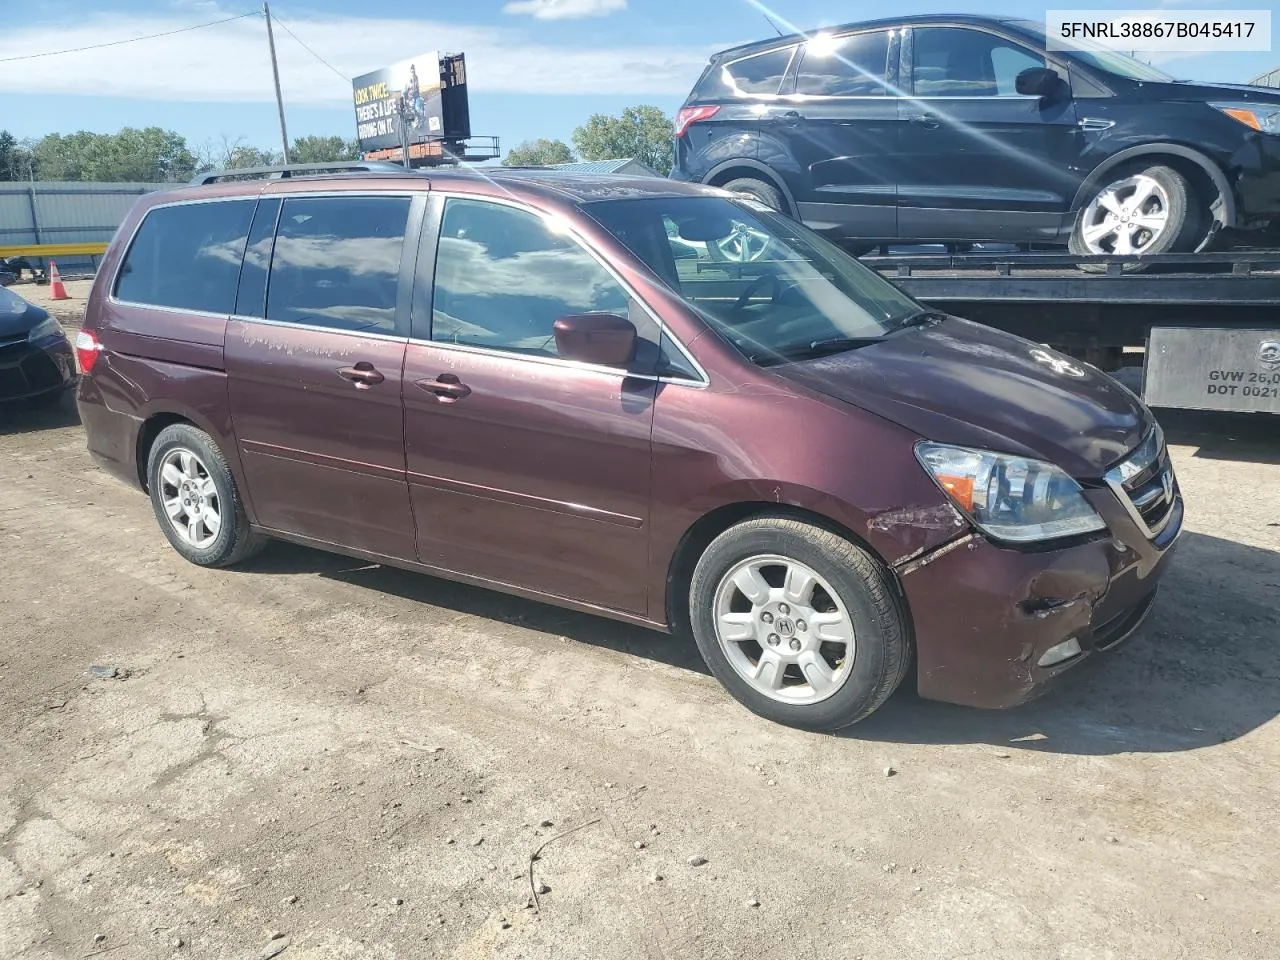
[77,165,1182,730]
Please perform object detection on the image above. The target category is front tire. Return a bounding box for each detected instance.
[146,423,265,568]
[688,516,911,731]
[1069,163,1202,270]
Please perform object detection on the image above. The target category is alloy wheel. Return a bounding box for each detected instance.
[712,554,856,705]
[158,448,222,549]
[1079,174,1171,255]
[713,221,773,263]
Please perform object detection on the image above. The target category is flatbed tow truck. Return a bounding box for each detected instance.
[859,248,1280,417]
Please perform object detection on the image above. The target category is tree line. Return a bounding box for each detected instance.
[0,103,677,183]
[0,129,359,183]
[503,105,675,175]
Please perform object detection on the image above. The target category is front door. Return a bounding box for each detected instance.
[769,29,900,239]
[403,195,657,615]
[896,26,1081,242]
[225,192,423,559]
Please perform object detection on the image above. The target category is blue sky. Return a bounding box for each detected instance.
[0,0,1275,162]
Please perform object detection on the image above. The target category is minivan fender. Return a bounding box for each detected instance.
[132,397,252,514]
[1072,143,1237,229]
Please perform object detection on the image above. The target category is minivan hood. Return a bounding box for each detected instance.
[774,316,1149,478]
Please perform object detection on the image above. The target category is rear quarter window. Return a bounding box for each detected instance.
[692,45,797,99]
[114,199,254,314]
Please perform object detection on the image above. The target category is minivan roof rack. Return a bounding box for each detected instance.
[190,160,414,185]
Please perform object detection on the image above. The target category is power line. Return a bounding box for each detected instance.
[270,14,350,85]
[0,11,259,64]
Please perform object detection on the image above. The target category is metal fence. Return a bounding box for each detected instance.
[0,181,171,272]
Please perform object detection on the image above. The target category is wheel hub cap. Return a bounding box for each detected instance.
[158,448,221,549]
[1080,173,1171,256]
[712,555,856,706]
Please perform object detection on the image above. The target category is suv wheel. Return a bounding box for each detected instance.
[146,423,266,567]
[708,178,786,264]
[718,176,785,213]
[688,516,911,731]
[1069,163,1202,267]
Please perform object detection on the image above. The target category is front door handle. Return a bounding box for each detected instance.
[776,110,802,125]
[910,114,942,130]
[416,373,472,401]
[337,362,385,389]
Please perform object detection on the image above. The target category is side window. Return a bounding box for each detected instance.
[696,46,796,98]
[114,200,254,313]
[266,195,411,334]
[431,197,631,362]
[991,45,1046,95]
[795,31,891,97]
[912,27,1045,97]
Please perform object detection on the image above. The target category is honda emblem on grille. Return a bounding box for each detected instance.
[1259,340,1280,371]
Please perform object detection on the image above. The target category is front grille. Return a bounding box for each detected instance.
[1104,426,1178,538]
[0,340,61,399]
[1093,591,1157,651]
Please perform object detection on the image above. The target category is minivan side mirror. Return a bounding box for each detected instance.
[1016,67,1063,99]
[553,313,637,367]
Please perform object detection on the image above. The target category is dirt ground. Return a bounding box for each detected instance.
[2,289,1279,959]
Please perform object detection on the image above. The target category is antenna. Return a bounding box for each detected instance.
[762,14,784,37]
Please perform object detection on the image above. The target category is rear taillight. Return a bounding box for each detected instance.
[74,329,102,373]
[675,105,720,138]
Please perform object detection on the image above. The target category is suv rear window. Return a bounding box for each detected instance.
[114,200,254,314]
[693,46,796,99]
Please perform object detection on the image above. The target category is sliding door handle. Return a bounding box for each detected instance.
[416,374,472,401]
[337,362,385,389]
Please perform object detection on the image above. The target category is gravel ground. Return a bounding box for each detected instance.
[1,291,1278,959]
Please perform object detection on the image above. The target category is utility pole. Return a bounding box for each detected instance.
[263,1,290,164]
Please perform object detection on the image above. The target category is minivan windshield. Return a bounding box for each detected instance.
[1010,20,1176,82]
[585,196,926,366]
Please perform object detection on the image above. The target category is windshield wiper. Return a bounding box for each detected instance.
[768,336,884,362]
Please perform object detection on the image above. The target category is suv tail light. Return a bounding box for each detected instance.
[74,329,103,373]
[675,105,720,138]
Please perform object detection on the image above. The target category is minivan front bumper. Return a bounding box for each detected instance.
[898,487,1182,710]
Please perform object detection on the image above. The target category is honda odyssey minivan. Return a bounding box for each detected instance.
[77,165,1181,730]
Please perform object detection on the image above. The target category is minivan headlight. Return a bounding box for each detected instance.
[1210,102,1280,135]
[27,316,64,342]
[915,442,1106,544]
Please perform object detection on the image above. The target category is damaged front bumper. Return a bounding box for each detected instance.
[896,487,1183,710]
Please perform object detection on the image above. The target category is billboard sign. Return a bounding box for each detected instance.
[352,52,444,152]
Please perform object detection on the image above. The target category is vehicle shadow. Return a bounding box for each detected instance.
[852,529,1280,755]
[0,392,80,436]
[241,544,711,676]
[247,527,1276,755]
[1159,409,1280,466]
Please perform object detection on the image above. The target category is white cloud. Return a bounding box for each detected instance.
[504,0,627,20]
[0,8,708,104]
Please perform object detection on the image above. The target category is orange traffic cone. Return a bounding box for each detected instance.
[49,260,70,301]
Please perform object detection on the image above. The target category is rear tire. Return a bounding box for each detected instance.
[146,423,266,568]
[718,176,786,213]
[688,516,911,731]
[1069,163,1202,272]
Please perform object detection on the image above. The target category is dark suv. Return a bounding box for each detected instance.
[78,165,1181,730]
[672,15,1280,256]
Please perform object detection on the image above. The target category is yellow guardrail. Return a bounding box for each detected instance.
[0,242,109,259]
